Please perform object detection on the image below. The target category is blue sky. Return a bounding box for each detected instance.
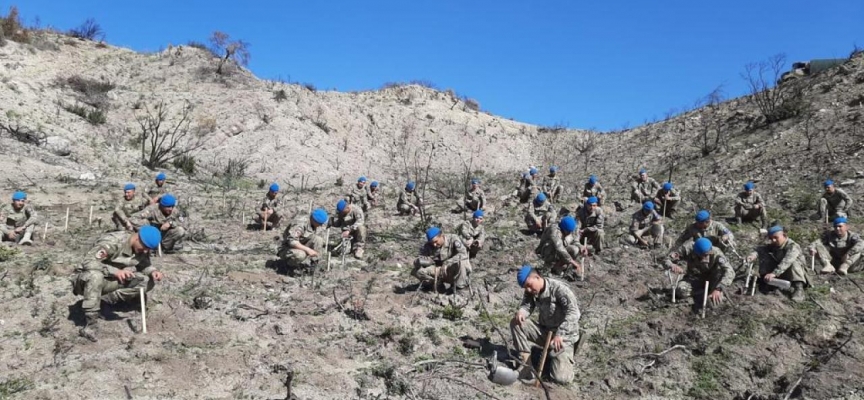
[7,1,862,131]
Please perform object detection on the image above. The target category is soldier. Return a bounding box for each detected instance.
[819,180,853,222]
[346,176,371,213]
[0,191,39,245]
[745,226,808,302]
[71,225,164,341]
[672,210,734,253]
[630,168,660,204]
[142,172,169,205]
[277,208,329,271]
[535,216,585,276]
[623,201,664,248]
[581,175,605,207]
[411,226,471,296]
[577,197,605,254]
[542,166,563,203]
[253,183,282,230]
[112,184,148,231]
[666,238,734,306]
[653,182,681,218]
[734,181,767,228]
[131,194,186,252]
[461,178,486,212]
[809,217,863,275]
[397,181,422,216]
[517,167,540,203]
[367,181,381,209]
[332,199,366,259]
[457,210,486,259]
[525,193,557,234]
[510,265,581,385]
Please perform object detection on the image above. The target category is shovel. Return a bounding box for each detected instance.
[766,278,791,290]
[486,351,519,386]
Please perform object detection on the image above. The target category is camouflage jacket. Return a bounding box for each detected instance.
[630,209,662,232]
[542,175,561,194]
[114,196,148,226]
[0,203,39,231]
[527,201,557,222]
[751,238,805,277]
[141,183,168,202]
[811,230,864,259]
[735,191,764,209]
[667,243,734,290]
[131,204,185,230]
[518,278,581,340]
[75,231,156,276]
[673,220,732,250]
[419,233,469,265]
[823,188,853,212]
[631,177,660,199]
[397,190,421,209]
[654,188,681,203]
[535,225,577,263]
[281,217,327,249]
[332,206,365,231]
[582,182,605,200]
[346,184,370,209]
[367,187,381,204]
[457,220,486,245]
[259,194,281,215]
[465,187,486,209]
[577,206,604,233]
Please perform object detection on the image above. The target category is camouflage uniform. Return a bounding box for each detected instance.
[112,195,148,231]
[518,175,539,203]
[367,187,381,209]
[412,234,471,292]
[457,219,486,259]
[332,206,366,253]
[346,184,371,213]
[71,231,159,338]
[535,225,583,274]
[581,183,605,207]
[525,201,558,232]
[624,209,664,246]
[665,242,735,300]
[630,176,660,204]
[734,191,767,227]
[463,187,486,212]
[141,183,168,204]
[253,194,282,228]
[653,187,681,217]
[510,278,581,384]
[131,204,186,250]
[277,217,327,268]
[577,206,605,253]
[542,175,563,203]
[751,238,808,285]
[672,220,733,253]
[0,203,39,242]
[397,189,422,215]
[819,188,853,221]
[810,230,864,273]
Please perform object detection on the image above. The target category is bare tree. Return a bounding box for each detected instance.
[208,31,250,75]
[67,18,103,41]
[742,54,808,124]
[136,101,205,168]
[694,86,727,156]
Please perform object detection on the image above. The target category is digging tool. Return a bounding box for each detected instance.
[665,271,681,303]
[701,281,709,319]
[139,287,147,334]
[158,243,162,258]
[744,262,754,294]
[242,211,245,227]
[486,351,519,386]
[750,274,757,296]
[766,278,791,290]
[263,212,269,232]
[535,331,554,387]
[64,207,69,232]
[579,257,585,281]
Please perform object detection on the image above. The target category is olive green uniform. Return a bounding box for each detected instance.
[141,183,168,204]
[130,204,186,250]
[0,203,39,242]
[542,175,563,203]
[518,175,540,203]
[253,194,282,228]
[624,209,664,246]
[332,206,366,253]
[653,187,681,217]
[525,201,557,232]
[819,188,853,221]
[630,176,660,204]
[535,225,583,274]
[463,187,486,212]
[412,234,471,292]
[577,206,605,253]
[810,230,864,273]
[734,191,767,227]
[581,182,605,206]
[665,242,735,300]
[397,189,422,215]
[277,218,327,268]
[750,238,809,285]
[112,196,148,231]
[457,219,486,259]
[672,220,733,253]
[346,184,371,213]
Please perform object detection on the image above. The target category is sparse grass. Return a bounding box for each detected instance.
[368,363,410,396]
[172,154,196,176]
[0,245,20,262]
[273,89,287,102]
[688,354,725,399]
[67,18,102,41]
[423,327,442,346]
[398,332,416,355]
[441,304,464,321]
[0,377,34,398]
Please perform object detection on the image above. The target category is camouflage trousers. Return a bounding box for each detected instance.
[758,259,809,285]
[818,199,849,222]
[582,230,605,253]
[813,243,863,272]
[735,205,767,225]
[346,226,367,251]
[253,212,282,228]
[510,319,577,385]
[544,187,562,204]
[622,225,664,246]
[463,199,482,212]
[674,271,725,300]
[0,224,35,242]
[111,213,133,231]
[398,204,418,216]
[411,258,471,290]
[541,245,582,275]
[656,200,679,218]
[525,213,553,231]
[72,270,153,315]
[464,239,483,259]
[161,227,186,250]
[278,235,326,268]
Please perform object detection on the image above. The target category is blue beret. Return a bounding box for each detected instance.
[159,194,177,207]
[425,226,441,242]
[534,192,547,205]
[138,225,162,250]
[406,181,416,191]
[549,166,558,173]
[588,175,597,184]
[587,196,598,205]
[744,182,755,190]
[529,167,538,175]
[11,191,26,201]
[123,183,136,191]
[642,201,655,211]
[358,176,367,183]
[336,199,348,213]
[311,208,328,225]
[834,217,848,226]
[695,210,710,222]
[471,178,480,185]
[559,216,577,232]
[824,180,834,187]
[517,264,533,288]
[639,168,647,174]
[663,182,673,191]
[473,210,484,219]
[269,183,280,192]
[370,181,379,188]
[693,237,713,255]
[156,172,166,181]
[767,225,784,236]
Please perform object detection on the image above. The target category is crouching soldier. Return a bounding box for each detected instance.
[457,210,487,259]
[630,168,660,204]
[577,197,605,254]
[277,208,329,272]
[367,181,381,209]
[810,217,863,275]
[253,183,282,230]
[819,180,853,223]
[734,181,767,228]
[397,181,422,216]
[113,184,148,231]
[510,265,581,385]
[71,226,164,341]
[461,178,486,212]
[535,216,585,276]
[745,225,808,302]
[411,227,471,296]
[131,194,186,252]
[347,176,371,213]
[1,191,39,245]
[653,182,681,218]
[525,193,557,234]
[542,166,563,203]
[332,199,366,259]
[517,167,540,203]
[622,201,664,248]
[581,175,605,207]
[666,238,734,306]
[672,210,733,253]
[142,172,169,205]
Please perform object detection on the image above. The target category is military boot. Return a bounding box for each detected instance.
[791,282,805,302]
[838,263,850,276]
[820,263,836,274]
[353,247,364,259]
[101,291,123,305]
[79,313,99,342]
[17,230,33,246]
[517,353,536,384]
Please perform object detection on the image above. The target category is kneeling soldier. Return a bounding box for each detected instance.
[412,227,471,296]
[525,193,557,234]
[397,181,422,216]
[462,178,486,212]
[542,166,563,203]
[622,201,664,248]
[333,199,366,259]
[577,197,605,254]
[734,181,767,228]
[253,183,282,229]
[131,194,186,252]
[672,210,733,253]
[745,226,808,302]
[653,182,681,218]
[457,210,487,259]
[535,216,585,276]
[277,208,329,271]
[347,176,371,213]
[113,184,148,231]
[1,191,39,245]
[819,179,853,222]
[666,238,734,305]
[809,217,863,275]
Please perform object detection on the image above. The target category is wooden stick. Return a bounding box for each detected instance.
[42,222,47,241]
[158,243,162,258]
[672,274,680,303]
[242,211,245,227]
[744,262,752,293]
[810,254,815,272]
[535,331,554,387]
[64,208,69,232]
[579,257,585,281]
[88,206,93,226]
[751,275,757,296]
[139,287,147,334]
[263,213,268,232]
[702,281,709,319]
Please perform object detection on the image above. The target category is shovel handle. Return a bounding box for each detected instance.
[535,331,554,387]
